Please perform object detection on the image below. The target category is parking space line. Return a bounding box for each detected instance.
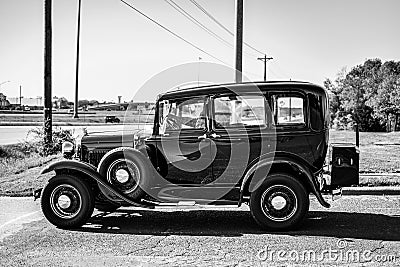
[0,211,40,229]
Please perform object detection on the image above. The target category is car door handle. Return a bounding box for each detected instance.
[210,133,221,139]
[198,133,208,140]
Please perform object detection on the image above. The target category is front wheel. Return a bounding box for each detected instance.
[41,174,94,229]
[250,173,309,230]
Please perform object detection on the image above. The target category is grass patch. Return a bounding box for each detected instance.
[359,175,400,187]
[0,142,61,196]
[0,143,54,174]
[330,130,400,173]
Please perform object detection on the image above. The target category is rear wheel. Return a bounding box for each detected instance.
[41,174,94,229]
[250,173,309,230]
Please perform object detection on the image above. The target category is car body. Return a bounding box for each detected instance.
[37,81,359,230]
[105,115,120,123]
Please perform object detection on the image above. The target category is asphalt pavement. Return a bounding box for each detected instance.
[0,194,399,266]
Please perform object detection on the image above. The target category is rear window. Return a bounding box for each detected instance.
[271,94,305,126]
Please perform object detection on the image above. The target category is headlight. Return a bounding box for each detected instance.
[62,141,74,158]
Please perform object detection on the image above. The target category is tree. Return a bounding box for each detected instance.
[326,59,389,131]
[323,78,340,125]
[377,61,400,131]
[58,97,69,108]
[88,100,99,106]
[78,99,89,108]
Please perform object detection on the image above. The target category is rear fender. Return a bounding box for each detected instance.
[39,160,151,208]
[240,153,330,208]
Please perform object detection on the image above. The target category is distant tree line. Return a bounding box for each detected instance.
[324,58,400,132]
[54,98,100,109]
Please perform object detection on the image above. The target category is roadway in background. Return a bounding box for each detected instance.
[0,124,152,145]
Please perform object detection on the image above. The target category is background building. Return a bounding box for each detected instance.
[0,93,11,108]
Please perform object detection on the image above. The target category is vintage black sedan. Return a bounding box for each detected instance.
[37,81,359,230]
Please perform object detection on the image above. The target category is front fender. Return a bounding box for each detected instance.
[39,160,150,208]
[240,153,330,208]
[40,159,97,176]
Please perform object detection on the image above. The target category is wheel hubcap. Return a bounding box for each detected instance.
[57,195,72,209]
[115,169,130,183]
[50,184,82,219]
[260,185,298,222]
[270,195,287,210]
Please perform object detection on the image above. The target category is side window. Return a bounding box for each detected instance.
[158,97,206,135]
[213,95,266,129]
[271,94,305,126]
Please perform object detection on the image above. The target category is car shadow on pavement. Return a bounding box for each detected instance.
[72,209,400,241]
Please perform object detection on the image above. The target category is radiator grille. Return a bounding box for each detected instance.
[80,145,108,167]
[88,149,108,167]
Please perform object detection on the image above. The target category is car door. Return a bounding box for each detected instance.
[155,95,214,186]
[210,93,274,187]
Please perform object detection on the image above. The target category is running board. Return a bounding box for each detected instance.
[140,198,238,207]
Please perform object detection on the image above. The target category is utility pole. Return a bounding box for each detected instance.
[234,0,243,83]
[44,0,53,146]
[197,57,202,86]
[19,85,22,106]
[73,0,82,119]
[257,54,273,81]
[355,83,360,146]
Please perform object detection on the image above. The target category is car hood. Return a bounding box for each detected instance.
[80,129,151,149]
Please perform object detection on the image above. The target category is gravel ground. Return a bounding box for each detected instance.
[0,196,399,266]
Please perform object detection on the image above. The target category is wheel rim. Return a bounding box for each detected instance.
[260,185,298,222]
[106,159,140,194]
[50,184,82,219]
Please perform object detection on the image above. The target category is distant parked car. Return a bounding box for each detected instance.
[24,106,30,111]
[105,115,120,123]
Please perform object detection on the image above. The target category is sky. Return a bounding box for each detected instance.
[0,0,399,102]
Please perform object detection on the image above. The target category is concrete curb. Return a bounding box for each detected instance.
[342,186,400,196]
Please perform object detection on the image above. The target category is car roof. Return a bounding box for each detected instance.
[158,81,326,100]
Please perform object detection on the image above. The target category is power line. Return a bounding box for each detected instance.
[164,0,233,49]
[273,61,291,79]
[119,0,229,65]
[189,0,265,56]
[190,0,232,35]
[164,0,257,59]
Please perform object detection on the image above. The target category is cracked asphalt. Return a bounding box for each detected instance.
[1,195,399,266]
